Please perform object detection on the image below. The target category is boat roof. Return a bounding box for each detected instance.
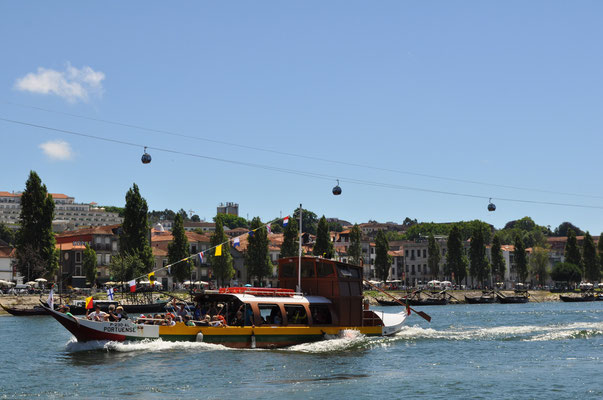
[230,293,331,305]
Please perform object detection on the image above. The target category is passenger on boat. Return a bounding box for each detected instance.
[183,315,195,326]
[208,302,218,316]
[116,306,128,320]
[107,305,120,322]
[230,311,244,327]
[176,303,188,320]
[165,314,176,326]
[193,304,202,320]
[59,305,74,318]
[87,305,108,321]
[210,315,225,327]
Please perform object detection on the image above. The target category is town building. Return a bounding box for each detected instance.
[217,202,239,216]
[0,244,16,282]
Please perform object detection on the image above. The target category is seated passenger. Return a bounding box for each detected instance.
[116,306,128,320]
[230,311,244,327]
[165,315,176,326]
[183,315,195,326]
[107,305,119,322]
[210,315,225,327]
[87,305,108,321]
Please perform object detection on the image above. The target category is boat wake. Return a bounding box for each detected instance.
[389,321,603,343]
[65,337,228,353]
[286,330,369,353]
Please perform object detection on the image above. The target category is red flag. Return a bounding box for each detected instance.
[128,279,136,292]
[85,296,94,309]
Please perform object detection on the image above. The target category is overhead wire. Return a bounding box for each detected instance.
[2,116,603,210]
[4,100,603,200]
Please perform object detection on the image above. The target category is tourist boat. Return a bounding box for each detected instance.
[44,257,410,348]
[64,299,169,315]
[1,303,49,316]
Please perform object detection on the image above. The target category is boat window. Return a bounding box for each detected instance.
[337,265,360,279]
[258,304,282,325]
[284,304,308,325]
[281,262,295,278]
[301,261,315,278]
[309,304,332,325]
[317,262,335,277]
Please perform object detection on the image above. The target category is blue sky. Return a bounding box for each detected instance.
[1,1,603,233]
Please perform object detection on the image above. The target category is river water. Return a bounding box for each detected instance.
[1,302,601,399]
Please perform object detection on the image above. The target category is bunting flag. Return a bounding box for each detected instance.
[233,237,240,248]
[248,231,254,237]
[148,271,155,283]
[106,287,114,301]
[168,266,171,274]
[215,244,222,256]
[266,224,271,234]
[128,279,136,293]
[47,286,54,310]
[198,251,204,263]
[85,296,94,309]
[283,216,289,227]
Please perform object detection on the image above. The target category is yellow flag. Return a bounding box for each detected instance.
[85,296,94,309]
[148,271,155,282]
[215,244,222,256]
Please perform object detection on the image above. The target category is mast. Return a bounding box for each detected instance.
[297,203,302,293]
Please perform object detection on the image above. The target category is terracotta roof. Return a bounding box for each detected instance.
[56,224,120,238]
[49,193,70,199]
[231,233,284,253]
[0,246,16,258]
[151,231,211,243]
[0,191,19,197]
[55,243,86,251]
[152,248,168,256]
[388,250,405,257]
[500,245,515,252]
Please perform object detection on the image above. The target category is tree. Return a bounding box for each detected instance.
[292,208,318,235]
[582,232,600,282]
[313,216,334,258]
[348,224,363,266]
[119,184,154,271]
[101,206,125,217]
[82,244,98,285]
[374,230,391,282]
[513,234,528,282]
[446,225,467,285]
[14,171,58,280]
[177,208,189,221]
[280,217,299,258]
[491,234,506,282]
[191,214,201,222]
[564,229,582,272]
[245,217,273,285]
[554,222,584,237]
[469,225,490,287]
[0,223,15,245]
[599,232,603,277]
[427,234,441,279]
[109,253,147,283]
[529,247,549,286]
[209,218,234,287]
[550,262,582,285]
[168,213,191,283]
[214,213,249,229]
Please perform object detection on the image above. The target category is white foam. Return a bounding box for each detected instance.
[65,337,228,353]
[287,330,367,353]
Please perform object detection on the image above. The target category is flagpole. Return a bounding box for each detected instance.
[297,204,302,293]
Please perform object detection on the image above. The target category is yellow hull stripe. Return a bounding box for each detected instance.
[158,323,382,337]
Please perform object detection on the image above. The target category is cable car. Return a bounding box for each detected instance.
[141,147,152,164]
[487,198,496,212]
[332,179,342,195]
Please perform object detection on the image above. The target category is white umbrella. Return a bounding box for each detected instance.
[25,281,37,285]
[35,278,47,282]
[5,281,15,287]
[183,281,192,285]
[428,280,440,285]
[193,281,209,286]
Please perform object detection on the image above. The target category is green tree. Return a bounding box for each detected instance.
[0,223,15,245]
[529,247,549,286]
[313,216,334,258]
[554,222,584,237]
[348,224,363,266]
[109,253,147,282]
[82,244,98,285]
[191,214,201,222]
[446,225,467,285]
[102,206,125,217]
[168,213,191,283]
[427,234,441,279]
[14,171,58,280]
[280,217,299,258]
[469,225,490,286]
[599,233,603,276]
[245,217,273,285]
[214,213,249,229]
[119,184,154,271]
[292,208,318,235]
[582,231,599,282]
[514,234,528,282]
[374,230,391,282]
[550,262,582,285]
[564,229,582,272]
[209,218,234,287]
[490,234,506,282]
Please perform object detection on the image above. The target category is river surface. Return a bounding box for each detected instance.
[1,301,602,399]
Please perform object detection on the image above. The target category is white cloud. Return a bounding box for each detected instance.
[39,140,74,161]
[15,63,105,103]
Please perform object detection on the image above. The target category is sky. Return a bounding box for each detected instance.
[1,2,603,233]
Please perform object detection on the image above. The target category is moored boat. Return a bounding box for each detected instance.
[496,290,529,304]
[45,256,411,348]
[464,295,496,304]
[1,303,49,316]
[559,294,596,302]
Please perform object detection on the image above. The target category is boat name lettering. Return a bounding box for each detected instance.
[103,323,138,333]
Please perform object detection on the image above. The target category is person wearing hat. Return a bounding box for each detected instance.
[59,305,74,318]
[116,306,128,321]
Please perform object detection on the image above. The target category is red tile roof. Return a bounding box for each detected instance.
[0,246,16,258]
[56,224,120,238]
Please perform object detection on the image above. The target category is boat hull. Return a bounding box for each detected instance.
[464,296,496,304]
[44,306,400,349]
[559,295,595,302]
[497,296,529,304]
[1,304,49,316]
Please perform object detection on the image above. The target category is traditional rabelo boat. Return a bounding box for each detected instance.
[44,256,410,348]
[496,290,529,304]
[1,303,49,316]
[559,292,596,302]
[464,290,497,304]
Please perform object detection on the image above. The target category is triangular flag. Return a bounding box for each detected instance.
[233,237,240,248]
[128,279,136,293]
[148,271,155,283]
[283,216,289,227]
[266,224,271,234]
[85,296,94,309]
[215,244,222,256]
[106,288,114,301]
